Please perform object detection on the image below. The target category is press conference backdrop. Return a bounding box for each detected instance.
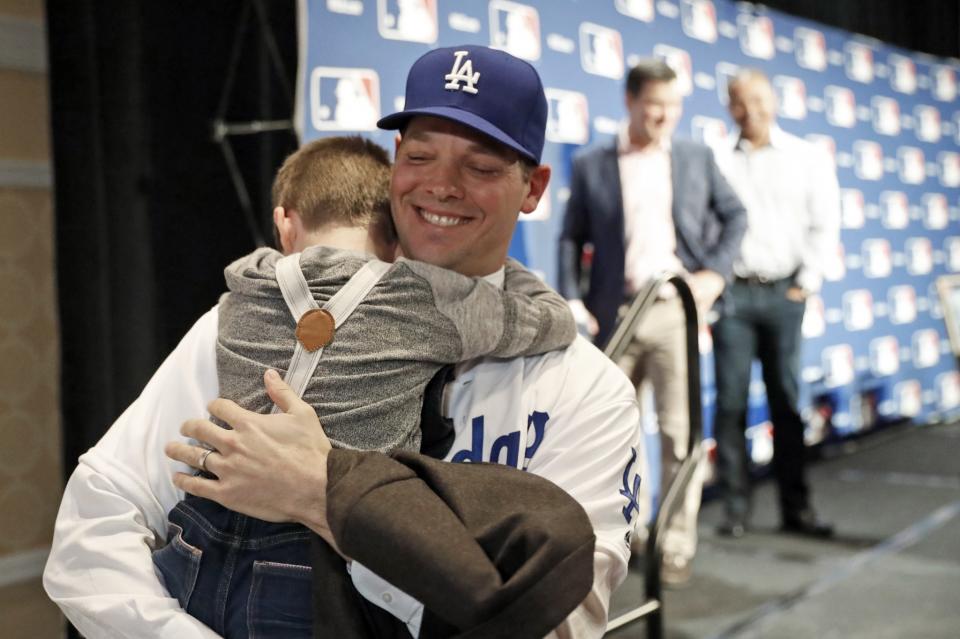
[296,0,960,462]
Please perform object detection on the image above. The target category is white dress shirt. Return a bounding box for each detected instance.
[618,123,684,294]
[713,126,840,293]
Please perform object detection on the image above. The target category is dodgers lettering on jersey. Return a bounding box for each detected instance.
[441,339,642,566]
[450,408,642,528]
[451,411,548,468]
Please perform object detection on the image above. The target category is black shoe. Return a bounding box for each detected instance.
[781,510,834,538]
[716,518,746,538]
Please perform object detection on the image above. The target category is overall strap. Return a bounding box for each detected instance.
[272,252,390,412]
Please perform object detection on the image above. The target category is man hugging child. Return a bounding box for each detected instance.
[152,136,578,638]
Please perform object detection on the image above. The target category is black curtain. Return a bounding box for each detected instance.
[47,0,298,474]
[762,0,960,57]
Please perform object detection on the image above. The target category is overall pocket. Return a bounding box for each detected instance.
[246,560,313,639]
[152,522,202,610]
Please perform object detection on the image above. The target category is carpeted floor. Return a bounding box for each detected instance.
[606,421,960,639]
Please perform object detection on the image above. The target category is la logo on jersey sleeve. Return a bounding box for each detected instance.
[619,447,642,524]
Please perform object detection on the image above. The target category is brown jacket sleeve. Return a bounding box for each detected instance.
[321,448,595,639]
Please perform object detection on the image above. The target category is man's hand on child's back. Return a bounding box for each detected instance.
[165,369,338,549]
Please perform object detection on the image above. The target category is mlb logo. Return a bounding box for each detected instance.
[844,41,874,83]
[715,62,740,105]
[737,14,775,60]
[823,242,846,282]
[579,23,624,79]
[853,140,884,181]
[653,44,693,96]
[795,26,827,71]
[869,336,900,377]
[931,64,958,102]
[802,295,825,338]
[888,53,917,94]
[822,345,855,388]
[888,285,918,324]
[691,116,728,149]
[309,67,380,131]
[895,380,922,417]
[862,238,892,278]
[923,193,949,230]
[938,151,960,187]
[871,96,901,136]
[490,1,541,61]
[824,85,856,128]
[522,184,551,221]
[775,76,807,120]
[545,89,589,145]
[898,146,926,185]
[615,0,654,22]
[905,237,933,275]
[840,189,865,228]
[842,289,874,331]
[377,0,438,43]
[946,237,960,272]
[937,372,960,410]
[914,105,942,143]
[912,329,941,368]
[681,0,717,43]
[879,190,909,229]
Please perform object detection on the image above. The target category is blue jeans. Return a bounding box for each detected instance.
[712,277,809,520]
[152,495,313,638]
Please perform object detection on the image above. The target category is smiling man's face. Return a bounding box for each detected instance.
[390,116,550,277]
[625,78,683,147]
[728,73,776,145]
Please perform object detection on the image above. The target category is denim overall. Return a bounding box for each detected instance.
[154,496,314,638]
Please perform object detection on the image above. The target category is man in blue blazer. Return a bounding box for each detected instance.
[558,59,746,586]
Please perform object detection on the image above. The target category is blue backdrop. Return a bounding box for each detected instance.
[296,0,960,464]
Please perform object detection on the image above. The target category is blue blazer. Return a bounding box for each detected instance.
[558,138,747,347]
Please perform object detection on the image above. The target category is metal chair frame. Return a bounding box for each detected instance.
[603,274,705,639]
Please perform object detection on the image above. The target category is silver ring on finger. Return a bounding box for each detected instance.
[198,448,216,473]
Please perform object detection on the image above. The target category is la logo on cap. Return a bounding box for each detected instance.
[444,50,480,94]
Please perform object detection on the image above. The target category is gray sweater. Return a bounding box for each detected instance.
[217,246,576,453]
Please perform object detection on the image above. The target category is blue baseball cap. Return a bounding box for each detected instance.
[377,45,548,163]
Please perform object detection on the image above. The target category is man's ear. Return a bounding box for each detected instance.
[519,165,551,215]
[272,206,302,255]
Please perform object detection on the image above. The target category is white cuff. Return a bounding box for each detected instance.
[795,267,821,295]
[350,562,424,637]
